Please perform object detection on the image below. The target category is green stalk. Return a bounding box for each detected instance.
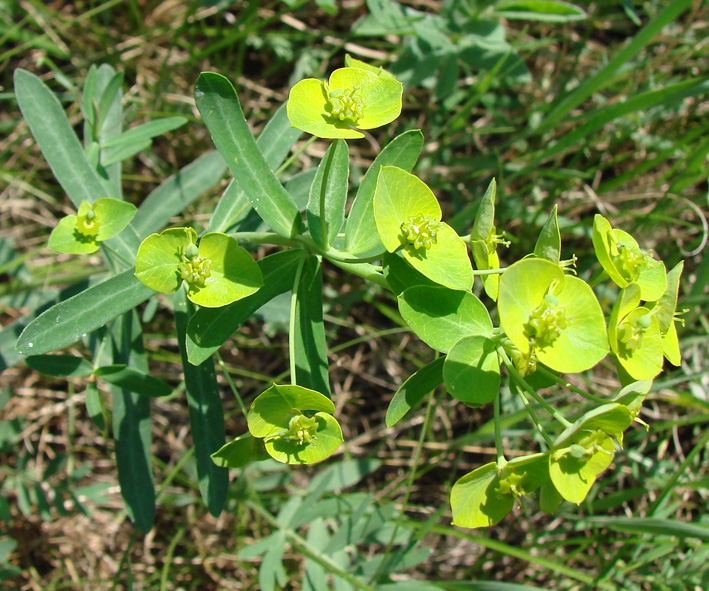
[497,346,572,428]
[289,255,307,385]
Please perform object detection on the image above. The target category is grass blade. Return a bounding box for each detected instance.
[532,0,695,136]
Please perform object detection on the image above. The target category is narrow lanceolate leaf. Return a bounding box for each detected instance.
[94,365,173,397]
[290,256,331,396]
[584,517,709,541]
[25,354,94,378]
[186,249,304,365]
[132,151,228,239]
[14,69,107,208]
[15,269,154,356]
[209,101,302,234]
[307,139,349,248]
[386,356,444,428]
[194,72,301,238]
[292,255,331,397]
[345,130,424,256]
[175,288,228,517]
[110,311,155,533]
[493,0,587,23]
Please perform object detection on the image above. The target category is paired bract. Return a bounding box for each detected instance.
[287,58,403,139]
[48,198,137,254]
[134,227,263,307]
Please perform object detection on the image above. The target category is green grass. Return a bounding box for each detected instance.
[1,0,708,590]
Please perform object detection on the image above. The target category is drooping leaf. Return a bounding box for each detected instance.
[443,335,500,406]
[386,357,444,427]
[211,433,268,468]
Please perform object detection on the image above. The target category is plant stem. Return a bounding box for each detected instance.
[497,346,572,428]
[289,255,307,385]
[510,380,553,448]
[275,135,317,176]
[472,267,507,276]
[215,352,249,420]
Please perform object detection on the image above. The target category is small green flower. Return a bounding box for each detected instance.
[498,258,608,374]
[450,453,549,528]
[134,227,263,308]
[592,214,666,301]
[608,283,663,381]
[48,198,137,254]
[246,384,343,465]
[548,403,633,504]
[373,166,473,291]
[287,63,403,139]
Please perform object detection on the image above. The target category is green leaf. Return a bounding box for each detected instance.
[494,1,587,23]
[292,256,331,397]
[444,336,500,406]
[211,433,268,468]
[175,288,229,517]
[398,286,493,353]
[187,232,263,308]
[101,116,187,148]
[552,403,634,450]
[94,364,173,397]
[109,311,155,533]
[100,139,151,167]
[386,357,444,427]
[450,462,513,528]
[613,306,664,381]
[534,205,561,263]
[134,228,196,295]
[186,249,304,365]
[247,383,336,438]
[96,70,124,131]
[85,380,106,431]
[194,72,301,238]
[306,139,349,248]
[345,129,423,257]
[209,102,302,234]
[133,151,228,239]
[498,258,608,373]
[287,67,403,139]
[14,69,107,208]
[15,269,154,356]
[25,354,94,378]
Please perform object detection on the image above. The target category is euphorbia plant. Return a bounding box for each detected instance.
[12,56,684,541]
